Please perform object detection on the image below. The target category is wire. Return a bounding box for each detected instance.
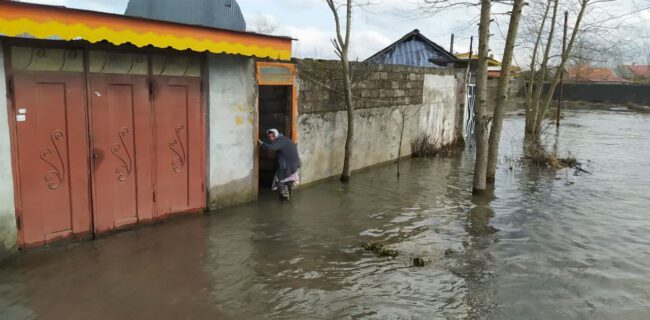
[589,5,650,24]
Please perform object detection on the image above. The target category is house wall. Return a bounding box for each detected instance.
[206,54,257,209]
[296,59,464,184]
[0,41,18,257]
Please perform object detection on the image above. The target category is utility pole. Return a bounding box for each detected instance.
[469,36,474,59]
[557,11,568,128]
[450,33,455,54]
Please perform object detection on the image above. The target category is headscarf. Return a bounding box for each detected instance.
[266,128,280,138]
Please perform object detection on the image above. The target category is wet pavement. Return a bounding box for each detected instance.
[1,109,650,319]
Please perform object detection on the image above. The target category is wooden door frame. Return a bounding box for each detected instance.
[256,62,297,141]
[3,41,25,247]
[255,61,298,195]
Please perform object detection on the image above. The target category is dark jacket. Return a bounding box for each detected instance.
[260,136,300,180]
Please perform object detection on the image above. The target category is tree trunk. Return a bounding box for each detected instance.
[534,0,588,135]
[530,0,559,138]
[326,0,354,182]
[397,111,406,178]
[486,0,525,183]
[340,57,354,182]
[525,0,552,135]
[472,0,492,194]
[339,1,353,182]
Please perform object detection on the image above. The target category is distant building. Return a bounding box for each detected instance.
[364,29,459,68]
[615,65,650,83]
[454,52,520,78]
[566,66,629,84]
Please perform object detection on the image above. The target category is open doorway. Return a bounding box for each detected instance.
[258,85,293,190]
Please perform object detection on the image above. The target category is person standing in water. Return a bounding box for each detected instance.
[259,129,301,202]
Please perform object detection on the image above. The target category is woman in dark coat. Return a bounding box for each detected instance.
[259,129,300,201]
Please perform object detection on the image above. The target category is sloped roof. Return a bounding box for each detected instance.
[125,0,246,32]
[455,52,503,67]
[364,29,458,67]
[566,66,628,83]
[625,65,650,78]
[0,1,292,60]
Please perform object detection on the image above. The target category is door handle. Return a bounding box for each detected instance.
[92,150,103,161]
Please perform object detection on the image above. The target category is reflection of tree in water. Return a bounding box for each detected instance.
[454,183,501,319]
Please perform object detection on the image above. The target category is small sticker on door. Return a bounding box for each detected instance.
[16,115,26,122]
[18,108,27,114]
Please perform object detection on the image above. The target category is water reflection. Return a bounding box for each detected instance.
[1,110,649,319]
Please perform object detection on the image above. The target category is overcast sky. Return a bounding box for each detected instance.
[20,0,650,66]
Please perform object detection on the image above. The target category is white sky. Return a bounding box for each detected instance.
[18,0,650,66]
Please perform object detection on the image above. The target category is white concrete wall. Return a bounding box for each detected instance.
[206,54,257,209]
[420,74,458,146]
[0,41,18,256]
[297,73,460,185]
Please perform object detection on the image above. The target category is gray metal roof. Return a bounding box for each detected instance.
[364,29,458,68]
[125,0,246,32]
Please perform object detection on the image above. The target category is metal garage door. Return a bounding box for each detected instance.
[150,55,204,218]
[10,47,92,246]
[88,51,154,233]
[8,46,205,247]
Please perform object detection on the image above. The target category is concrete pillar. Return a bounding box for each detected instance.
[0,41,18,257]
[206,54,257,209]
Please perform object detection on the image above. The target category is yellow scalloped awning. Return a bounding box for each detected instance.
[0,1,292,61]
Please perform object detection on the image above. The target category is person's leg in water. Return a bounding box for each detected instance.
[277,180,290,202]
[287,181,294,198]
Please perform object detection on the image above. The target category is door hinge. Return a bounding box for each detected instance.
[200,80,204,93]
[15,216,21,230]
[153,191,156,203]
[7,79,14,98]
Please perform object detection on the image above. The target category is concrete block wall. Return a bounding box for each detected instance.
[298,60,435,113]
[0,41,18,257]
[206,54,257,209]
[296,59,463,184]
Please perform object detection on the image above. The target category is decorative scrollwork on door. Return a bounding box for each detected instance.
[40,130,66,190]
[111,127,133,181]
[169,125,186,173]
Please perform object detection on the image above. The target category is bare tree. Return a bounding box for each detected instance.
[326,0,355,182]
[533,0,592,135]
[523,0,552,134]
[415,0,495,193]
[471,0,493,193]
[528,0,559,136]
[396,106,419,178]
[249,15,278,35]
[521,0,612,138]
[486,0,525,183]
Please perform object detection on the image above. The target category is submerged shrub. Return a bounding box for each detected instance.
[362,242,399,259]
[411,134,465,158]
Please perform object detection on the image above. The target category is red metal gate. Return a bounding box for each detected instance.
[12,72,92,246]
[8,47,206,248]
[151,76,204,218]
[89,74,154,233]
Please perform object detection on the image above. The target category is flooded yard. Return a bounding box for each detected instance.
[1,109,649,319]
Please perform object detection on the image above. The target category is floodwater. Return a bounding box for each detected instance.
[1,109,649,319]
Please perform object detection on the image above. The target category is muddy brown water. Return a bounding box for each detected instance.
[1,109,649,319]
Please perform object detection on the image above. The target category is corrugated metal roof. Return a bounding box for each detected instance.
[125,0,246,32]
[364,29,457,68]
